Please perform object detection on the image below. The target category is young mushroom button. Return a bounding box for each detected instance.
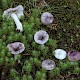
[34,30,49,45]
[68,50,80,62]
[41,59,55,70]
[3,5,24,32]
[54,49,67,60]
[41,12,54,25]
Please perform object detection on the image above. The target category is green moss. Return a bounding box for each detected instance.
[0,0,80,80]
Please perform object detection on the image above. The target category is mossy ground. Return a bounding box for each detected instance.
[0,0,80,80]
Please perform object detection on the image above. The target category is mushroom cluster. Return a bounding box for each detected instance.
[3,4,80,77]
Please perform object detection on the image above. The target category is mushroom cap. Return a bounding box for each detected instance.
[41,59,55,70]
[54,49,67,60]
[7,42,25,54]
[68,50,80,61]
[41,12,54,25]
[34,30,49,44]
[3,5,24,19]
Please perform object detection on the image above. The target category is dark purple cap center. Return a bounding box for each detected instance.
[70,51,77,56]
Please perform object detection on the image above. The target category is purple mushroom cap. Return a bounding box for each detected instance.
[7,42,25,54]
[68,50,80,61]
[34,30,49,45]
[41,12,54,25]
[3,5,24,19]
[41,59,55,70]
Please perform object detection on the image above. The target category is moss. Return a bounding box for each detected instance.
[0,0,80,80]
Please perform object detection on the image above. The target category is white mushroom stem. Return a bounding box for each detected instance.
[14,54,21,63]
[14,54,17,60]
[11,13,23,32]
[42,44,44,47]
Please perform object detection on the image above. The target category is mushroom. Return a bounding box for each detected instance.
[41,12,54,25]
[54,49,67,60]
[3,5,24,32]
[41,59,55,70]
[34,30,49,45]
[68,50,80,62]
[7,42,25,60]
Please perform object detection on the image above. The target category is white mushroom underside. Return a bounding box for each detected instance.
[54,49,67,60]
